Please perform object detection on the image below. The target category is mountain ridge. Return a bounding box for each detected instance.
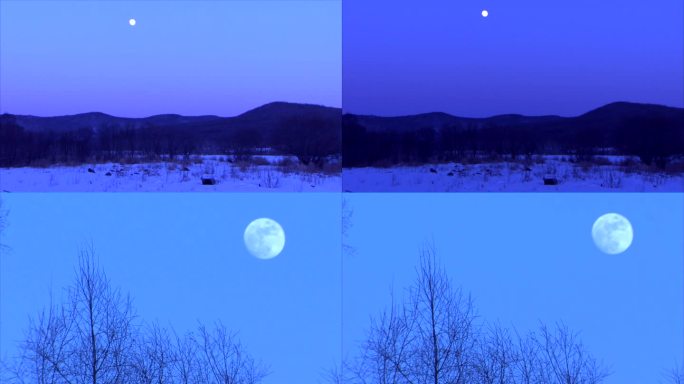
[346,101,683,133]
[1,101,341,133]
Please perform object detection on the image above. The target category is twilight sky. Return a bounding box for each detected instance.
[343,0,684,117]
[343,193,683,383]
[0,193,341,384]
[0,0,341,117]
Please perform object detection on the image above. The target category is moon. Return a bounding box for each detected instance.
[129,18,136,26]
[481,9,489,17]
[592,213,633,255]
[244,218,285,260]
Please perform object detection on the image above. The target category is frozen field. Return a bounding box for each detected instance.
[343,158,684,192]
[0,156,340,192]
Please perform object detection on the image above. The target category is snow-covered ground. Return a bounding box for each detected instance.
[343,159,684,192]
[0,157,340,192]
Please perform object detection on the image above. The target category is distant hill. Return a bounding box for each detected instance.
[1,112,223,133]
[0,102,341,167]
[349,111,566,133]
[343,102,684,168]
[164,102,341,142]
[348,102,683,134]
[1,101,339,135]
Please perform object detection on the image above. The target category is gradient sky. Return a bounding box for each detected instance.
[343,193,683,383]
[0,193,341,384]
[343,0,684,117]
[0,0,341,117]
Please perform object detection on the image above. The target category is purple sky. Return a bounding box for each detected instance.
[343,0,684,117]
[0,1,341,117]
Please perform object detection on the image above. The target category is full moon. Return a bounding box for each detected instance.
[592,213,633,255]
[244,218,285,260]
[129,18,136,26]
[481,9,489,17]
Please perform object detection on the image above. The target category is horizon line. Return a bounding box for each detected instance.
[342,100,684,120]
[0,100,342,119]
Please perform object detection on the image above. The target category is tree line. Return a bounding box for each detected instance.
[0,114,340,168]
[332,246,682,384]
[3,242,681,383]
[342,114,683,169]
[1,247,269,384]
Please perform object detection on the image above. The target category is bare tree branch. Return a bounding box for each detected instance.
[341,244,611,384]
[6,246,269,384]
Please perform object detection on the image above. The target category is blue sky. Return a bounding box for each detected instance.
[1,193,682,382]
[0,0,341,117]
[343,193,683,383]
[343,0,684,116]
[0,193,342,384]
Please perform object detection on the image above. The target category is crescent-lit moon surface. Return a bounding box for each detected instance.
[129,18,136,26]
[244,218,285,259]
[592,213,633,255]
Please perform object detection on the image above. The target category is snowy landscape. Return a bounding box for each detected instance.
[344,155,684,192]
[0,102,342,192]
[0,155,340,192]
[342,102,684,191]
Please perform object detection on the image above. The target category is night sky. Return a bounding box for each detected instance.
[343,0,684,117]
[0,0,341,117]
[343,193,683,384]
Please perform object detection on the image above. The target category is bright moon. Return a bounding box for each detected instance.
[592,213,633,255]
[244,218,285,260]
[129,18,136,26]
[481,10,489,17]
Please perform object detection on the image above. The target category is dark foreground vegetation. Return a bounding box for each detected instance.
[343,102,684,170]
[0,102,340,169]
[332,246,683,384]
[1,248,269,384]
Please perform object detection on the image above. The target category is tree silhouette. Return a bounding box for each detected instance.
[276,114,341,167]
[342,245,610,384]
[3,246,269,384]
[346,246,477,384]
[4,246,135,384]
[667,363,683,384]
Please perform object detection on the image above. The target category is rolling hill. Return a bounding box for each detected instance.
[1,101,339,137]
[342,102,684,167]
[0,102,342,167]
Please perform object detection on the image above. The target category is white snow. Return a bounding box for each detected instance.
[0,157,340,192]
[343,158,684,192]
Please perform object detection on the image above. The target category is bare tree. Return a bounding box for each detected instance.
[347,290,415,384]
[70,247,136,383]
[472,324,517,384]
[4,293,76,384]
[410,247,477,384]
[324,360,348,384]
[512,328,540,384]
[347,245,478,384]
[5,246,136,384]
[6,246,270,384]
[342,197,356,257]
[195,322,269,384]
[343,245,610,384]
[129,323,175,384]
[277,114,341,167]
[171,330,201,384]
[665,362,683,384]
[533,323,610,384]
